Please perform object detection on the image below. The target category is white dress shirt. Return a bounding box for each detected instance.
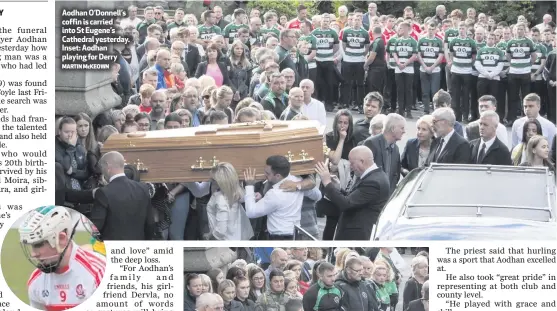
[463,121,509,148]
[244,175,322,235]
[120,17,143,29]
[359,163,379,180]
[477,136,496,162]
[109,173,126,182]
[437,129,455,156]
[511,115,556,149]
[301,98,327,127]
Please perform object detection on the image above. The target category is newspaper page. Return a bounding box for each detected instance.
[0,1,556,311]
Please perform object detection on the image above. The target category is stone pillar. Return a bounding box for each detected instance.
[183,248,237,274]
[55,1,121,117]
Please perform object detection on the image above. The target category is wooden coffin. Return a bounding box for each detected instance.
[101,120,329,183]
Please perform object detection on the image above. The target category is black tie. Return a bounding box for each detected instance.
[434,138,444,162]
[477,143,486,164]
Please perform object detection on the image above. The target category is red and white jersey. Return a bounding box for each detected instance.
[27,243,106,311]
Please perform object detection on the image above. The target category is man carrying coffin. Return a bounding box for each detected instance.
[244,155,322,240]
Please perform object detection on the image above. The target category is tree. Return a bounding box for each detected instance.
[247,0,318,20]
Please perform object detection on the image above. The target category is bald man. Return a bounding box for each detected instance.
[315,146,390,240]
[91,151,154,240]
[280,87,304,120]
[154,49,172,89]
[265,248,288,286]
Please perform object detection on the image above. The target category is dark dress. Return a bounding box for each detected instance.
[320,131,356,240]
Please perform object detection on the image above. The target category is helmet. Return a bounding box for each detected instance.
[19,206,76,273]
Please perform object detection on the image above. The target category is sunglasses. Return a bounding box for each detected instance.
[203,95,210,99]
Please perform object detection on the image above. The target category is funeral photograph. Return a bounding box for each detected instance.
[183,247,429,311]
[55,0,556,241]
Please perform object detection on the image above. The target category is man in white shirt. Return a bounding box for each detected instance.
[244,155,322,240]
[469,110,512,165]
[464,95,509,147]
[511,93,556,149]
[299,79,327,127]
[536,14,552,32]
[120,5,142,29]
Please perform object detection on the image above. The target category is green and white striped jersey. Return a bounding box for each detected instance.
[386,35,398,69]
[342,27,370,63]
[223,23,249,44]
[393,36,418,74]
[299,34,317,69]
[198,25,222,40]
[312,28,339,62]
[532,42,548,80]
[417,36,444,73]
[449,36,477,74]
[444,28,458,45]
[260,25,280,38]
[475,46,505,80]
[506,37,536,74]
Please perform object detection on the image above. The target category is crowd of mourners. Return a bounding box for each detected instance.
[54,1,557,241]
[185,247,429,311]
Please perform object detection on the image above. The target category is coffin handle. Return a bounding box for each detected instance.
[133,159,149,173]
[286,150,315,165]
[191,156,219,171]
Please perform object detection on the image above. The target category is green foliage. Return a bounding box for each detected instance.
[250,0,541,25]
[247,0,318,20]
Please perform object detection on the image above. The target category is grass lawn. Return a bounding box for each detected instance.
[1,229,92,304]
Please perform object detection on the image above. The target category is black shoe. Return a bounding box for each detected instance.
[405,111,413,119]
[325,105,334,112]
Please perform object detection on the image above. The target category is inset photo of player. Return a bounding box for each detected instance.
[1,205,106,310]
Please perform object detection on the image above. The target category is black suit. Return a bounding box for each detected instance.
[426,131,471,165]
[469,137,512,165]
[90,175,155,240]
[183,44,201,78]
[363,134,401,194]
[323,168,390,240]
[401,138,421,174]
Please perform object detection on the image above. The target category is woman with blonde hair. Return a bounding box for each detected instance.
[334,248,351,271]
[199,274,213,293]
[217,279,244,311]
[206,86,235,124]
[205,162,254,240]
[401,114,434,176]
[371,264,391,311]
[375,258,398,311]
[519,135,555,171]
[201,85,218,112]
[403,256,429,311]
